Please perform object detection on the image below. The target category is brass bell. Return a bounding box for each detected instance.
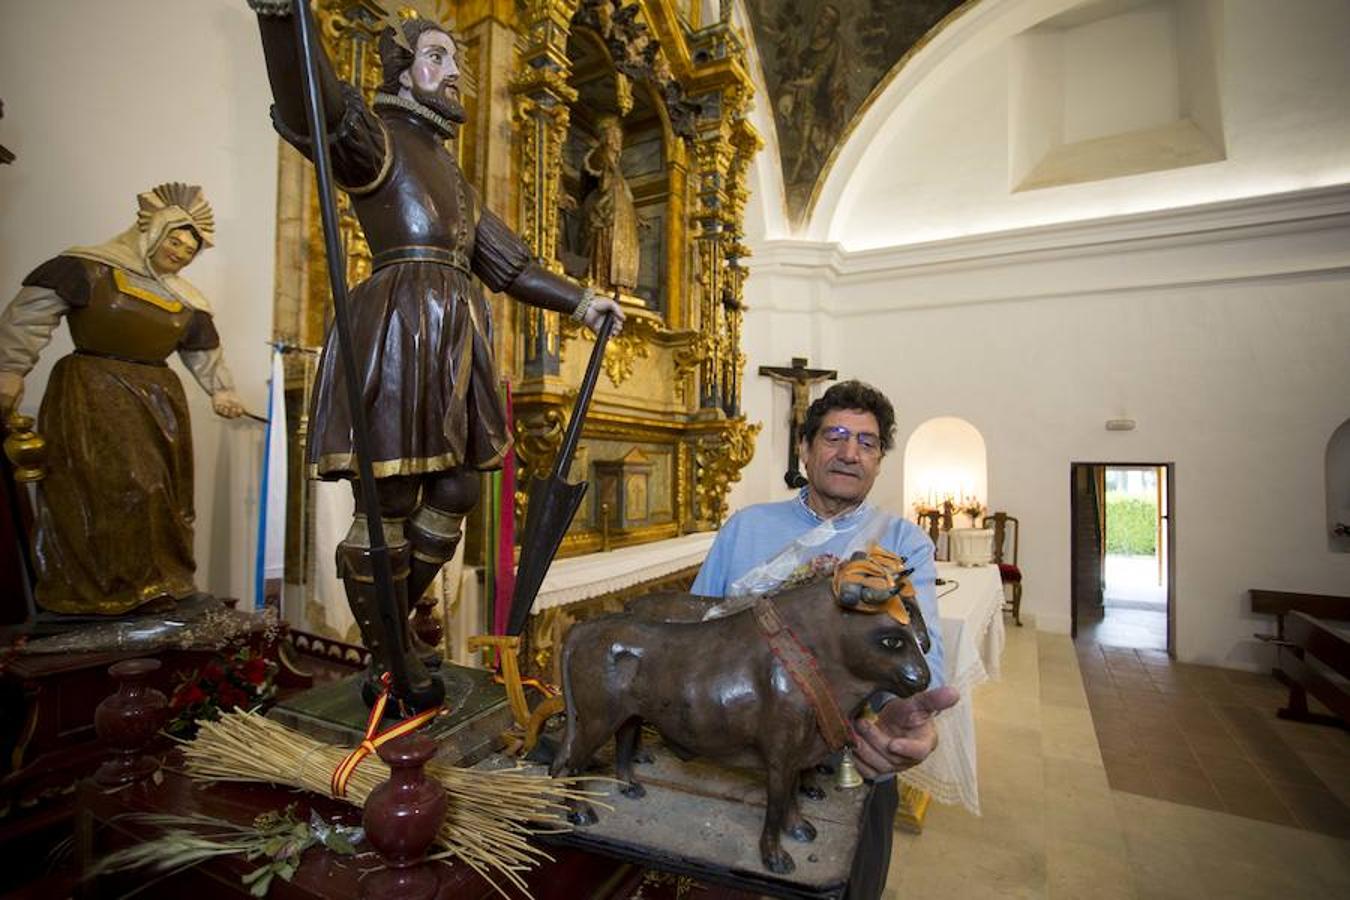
[4,414,47,483]
[835,747,864,789]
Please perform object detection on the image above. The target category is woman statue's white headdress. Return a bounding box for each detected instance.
[64,182,216,311]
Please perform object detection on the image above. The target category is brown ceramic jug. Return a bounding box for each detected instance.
[361,732,446,900]
[94,658,168,786]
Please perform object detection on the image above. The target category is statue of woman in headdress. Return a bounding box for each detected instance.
[580,115,641,294]
[0,183,243,615]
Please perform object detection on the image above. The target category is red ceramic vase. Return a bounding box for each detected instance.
[362,732,447,900]
[93,658,168,786]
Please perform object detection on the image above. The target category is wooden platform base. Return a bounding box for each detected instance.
[541,738,869,899]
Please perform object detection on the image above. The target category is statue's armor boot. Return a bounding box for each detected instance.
[405,505,466,671]
[336,533,445,713]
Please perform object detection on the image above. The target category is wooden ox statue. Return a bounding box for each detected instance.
[549,548,932,874]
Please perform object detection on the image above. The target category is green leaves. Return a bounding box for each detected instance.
[90,805,363,897]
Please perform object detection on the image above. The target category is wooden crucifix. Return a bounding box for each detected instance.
[759,357,837,489]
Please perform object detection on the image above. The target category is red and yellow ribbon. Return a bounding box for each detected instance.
[329,672,444,798]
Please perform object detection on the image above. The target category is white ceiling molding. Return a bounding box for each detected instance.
[749,183,1350,313]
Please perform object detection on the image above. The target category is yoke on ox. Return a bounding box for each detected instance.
[549,546,932,876]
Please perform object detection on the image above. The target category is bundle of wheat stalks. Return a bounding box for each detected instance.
[183,710,604,898]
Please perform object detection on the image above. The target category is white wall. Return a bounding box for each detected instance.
[741,188,1350,670]
[728,0,1350,670]
[0,0,278,605]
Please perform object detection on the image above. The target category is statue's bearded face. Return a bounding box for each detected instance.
[399,29,466,124]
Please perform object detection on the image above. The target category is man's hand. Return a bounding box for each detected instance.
[211,389,246,419]
[0,372,23,419]
[852,685,960,780]
[583,295,625,336]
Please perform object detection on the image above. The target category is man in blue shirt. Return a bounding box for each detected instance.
[692,380,960,899]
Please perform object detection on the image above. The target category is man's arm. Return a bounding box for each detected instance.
[852,685,961,779]
[247,2,387,192]
[471,210,624,334]
[248,1,346,138]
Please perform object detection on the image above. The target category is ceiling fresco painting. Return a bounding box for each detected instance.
[743,0,972,225]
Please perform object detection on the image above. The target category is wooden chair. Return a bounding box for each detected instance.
[984,512,1022,626]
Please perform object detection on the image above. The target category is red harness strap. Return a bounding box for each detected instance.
[329,673,444,798]
[752,598,856,752]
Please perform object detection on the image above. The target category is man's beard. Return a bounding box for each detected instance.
[411,81,466,124]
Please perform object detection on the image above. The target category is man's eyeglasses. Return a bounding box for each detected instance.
[818,425,882,455]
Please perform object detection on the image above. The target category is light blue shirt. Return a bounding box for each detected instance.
[692,491,946,687]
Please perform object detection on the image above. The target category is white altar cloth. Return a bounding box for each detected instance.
[534,532,717,612]
[899,561,1007,815]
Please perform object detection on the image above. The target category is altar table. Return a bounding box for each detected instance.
[534,532,716,611]
[898,562,1007,815]
[75,755,760,900]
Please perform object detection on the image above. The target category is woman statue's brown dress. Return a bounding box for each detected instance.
[0,183,243,615]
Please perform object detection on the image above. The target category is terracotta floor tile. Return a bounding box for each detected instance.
[1210,775,1301,827]
[1100,744,1149,769]
[1150,766,1225,811]
[1256,758,1330,788]
[1193,752,1264,782]
[1148,740,1199,767]
[1277,783,1350,838]
[1096,723,1139,755]
[1177,715,1236,740]
[1075,630,1350,841]
[1103,759,1155,796]
[1296,749,1350,780]
[1183,731,1248,760]
[1125,706,1174,726]
[1278,725,1350,758]
[1131,724,1185,749]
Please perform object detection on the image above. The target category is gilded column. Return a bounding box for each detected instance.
[512,0,579,380]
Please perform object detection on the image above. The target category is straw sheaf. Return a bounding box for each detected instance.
[183,710,609,899]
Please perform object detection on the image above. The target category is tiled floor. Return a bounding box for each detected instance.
[1076,606,1167,651]
[1077,642,1350,838]
[883,625,1350,899]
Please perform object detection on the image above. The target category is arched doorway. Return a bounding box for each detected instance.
[1327,419,1350,553]
[902,417,988,558]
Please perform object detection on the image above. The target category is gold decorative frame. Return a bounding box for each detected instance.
[272,0,763,576]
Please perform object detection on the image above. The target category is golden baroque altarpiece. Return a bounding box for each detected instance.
[271,1,762,602]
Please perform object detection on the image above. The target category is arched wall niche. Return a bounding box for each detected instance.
[901,416,988,520]
[1328,418,1350,553]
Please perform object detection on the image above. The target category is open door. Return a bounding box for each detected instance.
[1071,462,1175,656]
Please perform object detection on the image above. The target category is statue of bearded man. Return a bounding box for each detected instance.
[248,1,624,711]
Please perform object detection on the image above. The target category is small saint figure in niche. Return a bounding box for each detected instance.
[580,115,641,294]
[0,183,244,615]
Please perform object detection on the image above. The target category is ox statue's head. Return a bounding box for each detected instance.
[830,546,932,697]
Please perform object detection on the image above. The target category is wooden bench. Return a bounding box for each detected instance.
[1250,590,1350,729]
[1269,612,1350,728]
[1250,589,1350,640]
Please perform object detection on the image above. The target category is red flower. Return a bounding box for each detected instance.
[202,662,226,684]
[218,685,249,711]
[173,683,207,709]
[241,656,268,686]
